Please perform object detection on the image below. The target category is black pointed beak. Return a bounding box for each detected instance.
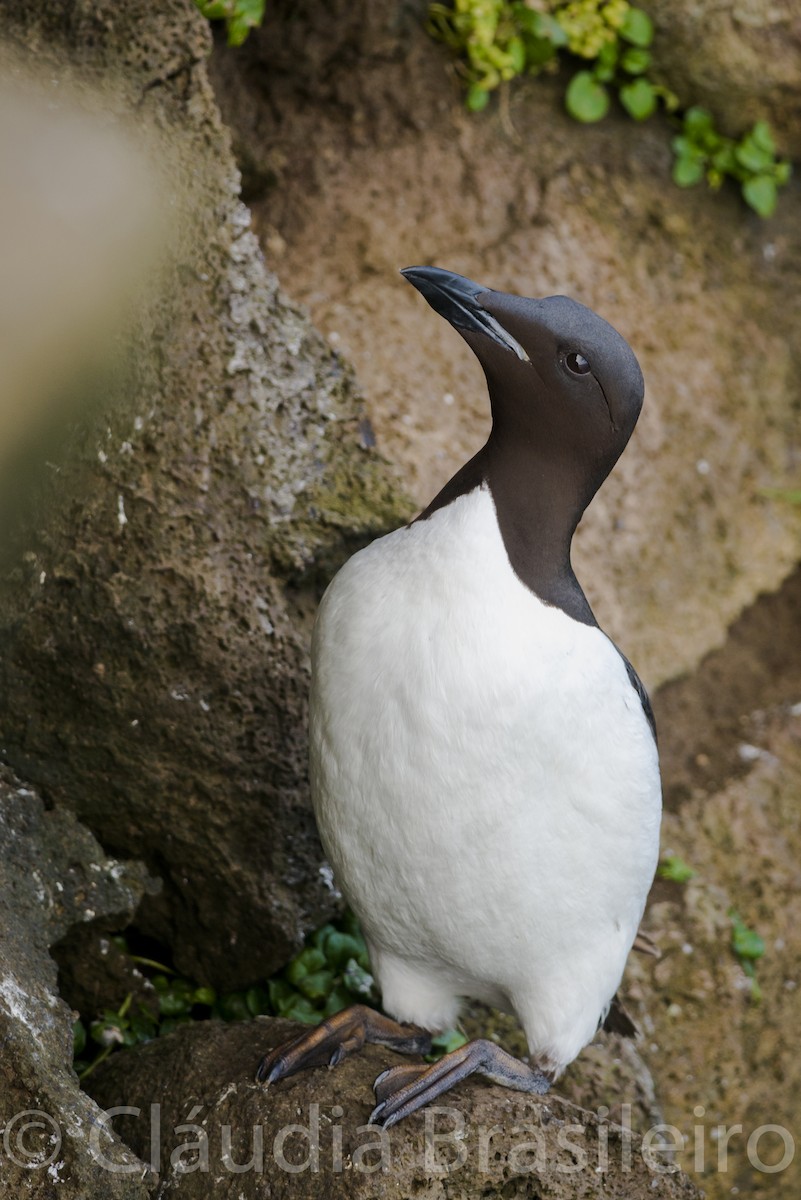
[401,266,530,362]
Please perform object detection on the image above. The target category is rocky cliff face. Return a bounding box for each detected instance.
[1,0,410,996]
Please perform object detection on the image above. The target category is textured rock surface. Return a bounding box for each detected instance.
[210,0,801,691]
[644,0,801,156]
[87,1017,700,1198]
[0,769,153,1198]
[0,0,410,991]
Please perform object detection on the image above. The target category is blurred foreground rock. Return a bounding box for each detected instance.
[0,769,153,1198]
[87,1017,700,1199]
[0,0,410,991]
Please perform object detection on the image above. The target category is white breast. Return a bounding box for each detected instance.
[310,485,661,1074]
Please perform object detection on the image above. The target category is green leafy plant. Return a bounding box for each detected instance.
[672,109,791,217]
[428,0,566,112]
[428,1,671,121]
[194,0,266,46]
[657,855,696,884]
[729,909,766,1003]
[427,0,791,216]
[562,4,673,124]
[73,953,217,1081]
[73,912,465,1078]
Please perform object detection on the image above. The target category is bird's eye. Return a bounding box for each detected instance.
[565,351,591,376]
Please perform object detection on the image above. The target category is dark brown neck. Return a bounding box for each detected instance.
[483,433,596,626]
[415,435,597,627]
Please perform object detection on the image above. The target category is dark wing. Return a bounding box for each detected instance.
[619,652,657,743]
[602,994,638,1038]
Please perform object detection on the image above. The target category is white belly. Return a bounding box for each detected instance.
[310,485,661,1074]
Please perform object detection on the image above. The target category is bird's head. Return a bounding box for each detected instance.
[401,265,644,504]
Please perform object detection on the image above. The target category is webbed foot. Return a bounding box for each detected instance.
[256,1003,431,1085]
[369,1037,551,1128]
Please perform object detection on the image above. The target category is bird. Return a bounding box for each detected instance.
[257,265,662,1128]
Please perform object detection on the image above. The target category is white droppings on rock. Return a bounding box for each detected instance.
[738,742,762,762]
[318,863,342,898]
[117,494,128,527]
[0,974,45,1031]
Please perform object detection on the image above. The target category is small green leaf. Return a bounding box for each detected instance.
[311,923,337,952]
[296,969,335,1001]
[157,989,192,1017]
[671,135,704,161]
[619,7,654,47]
[322,987,353,1019]
[596,40,619,71]
[619,78,657,120]
[528,10,568,46]
[683,106,714,139]
[711,144,737,175]
[281,996,321,1024]
[774,160,792,185]
[658,856,696,884]
[565,71,609,123]
[322,931,364,969]
[285,946,326,986]
[267,978,296,1010]
[466,83,491,112]
[735,139,774,174]
[196,0,229,18]
[245,985,271,1016]
[742,174,778,217]
[620,47,651,75]
[732,927,766,961]
[430,1028,468,1055]
[507,36,526,74]
[750,120,776,156]
[192,986,216,1007]
[672,156,705,187]
[225,0,266,46]
[731,912,766,961]
[522,37,558,68]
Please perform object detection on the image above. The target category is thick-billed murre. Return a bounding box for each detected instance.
[257,266,662,1128]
